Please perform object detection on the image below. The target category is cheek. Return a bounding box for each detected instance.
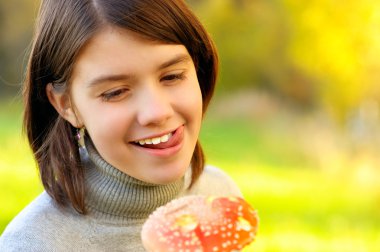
[78,103,132,142]
[179,79,203,126]
[176,78,201,104]
[190,80,203,119]
[192,92,203,124]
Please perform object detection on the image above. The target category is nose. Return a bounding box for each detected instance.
[136,84,174,126]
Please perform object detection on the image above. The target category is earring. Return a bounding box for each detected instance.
[75,127,85,147]
[75,128,81,141]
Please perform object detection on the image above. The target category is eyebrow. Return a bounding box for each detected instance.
[86,53,192,88]
[157,53,192,70]
[86,74,133,88]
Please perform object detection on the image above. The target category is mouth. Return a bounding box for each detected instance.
[130,125,184,150]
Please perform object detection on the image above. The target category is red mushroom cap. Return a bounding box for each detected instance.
[141,195,259,252]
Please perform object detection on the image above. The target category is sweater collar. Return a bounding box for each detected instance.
[82,137,185,220]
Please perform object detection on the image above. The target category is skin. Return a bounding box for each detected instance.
[47,26,203,184]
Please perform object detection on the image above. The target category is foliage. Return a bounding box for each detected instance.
[2,0,380,118]
[0,0,38,95]
[191,0,380,119]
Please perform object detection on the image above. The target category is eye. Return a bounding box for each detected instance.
[101,88,130,102]
[160,72,186,83]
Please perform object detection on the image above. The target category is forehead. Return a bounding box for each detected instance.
[70,26,191,82]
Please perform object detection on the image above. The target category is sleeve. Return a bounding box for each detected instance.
[185,165,243,198]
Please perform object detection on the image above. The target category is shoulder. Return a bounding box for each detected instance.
[0,191,79,251]
[184,164,243,197]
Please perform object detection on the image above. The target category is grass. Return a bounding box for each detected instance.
[1,98,380,251]
[200,111,380,251]
[0,99,43,234]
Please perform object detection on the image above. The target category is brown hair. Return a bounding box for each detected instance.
[24,0,218,214]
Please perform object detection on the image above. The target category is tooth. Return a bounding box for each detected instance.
[160,134,169,143]
[152,137,161,144]
[145,139,153,144]
[139,140,145,145]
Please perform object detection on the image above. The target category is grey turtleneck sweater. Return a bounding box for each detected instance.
[0,140,242,251]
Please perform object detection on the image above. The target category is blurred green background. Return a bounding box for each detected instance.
[1,0,380,251]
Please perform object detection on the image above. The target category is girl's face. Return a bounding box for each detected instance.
[66,26,203,184]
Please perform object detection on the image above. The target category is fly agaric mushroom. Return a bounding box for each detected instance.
[141,195,259,252]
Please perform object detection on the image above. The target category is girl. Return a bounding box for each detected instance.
[0,0,242,251]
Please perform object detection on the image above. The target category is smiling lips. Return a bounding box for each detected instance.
[132,126,184,150]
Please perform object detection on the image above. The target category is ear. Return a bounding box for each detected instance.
[46,83,83,128]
